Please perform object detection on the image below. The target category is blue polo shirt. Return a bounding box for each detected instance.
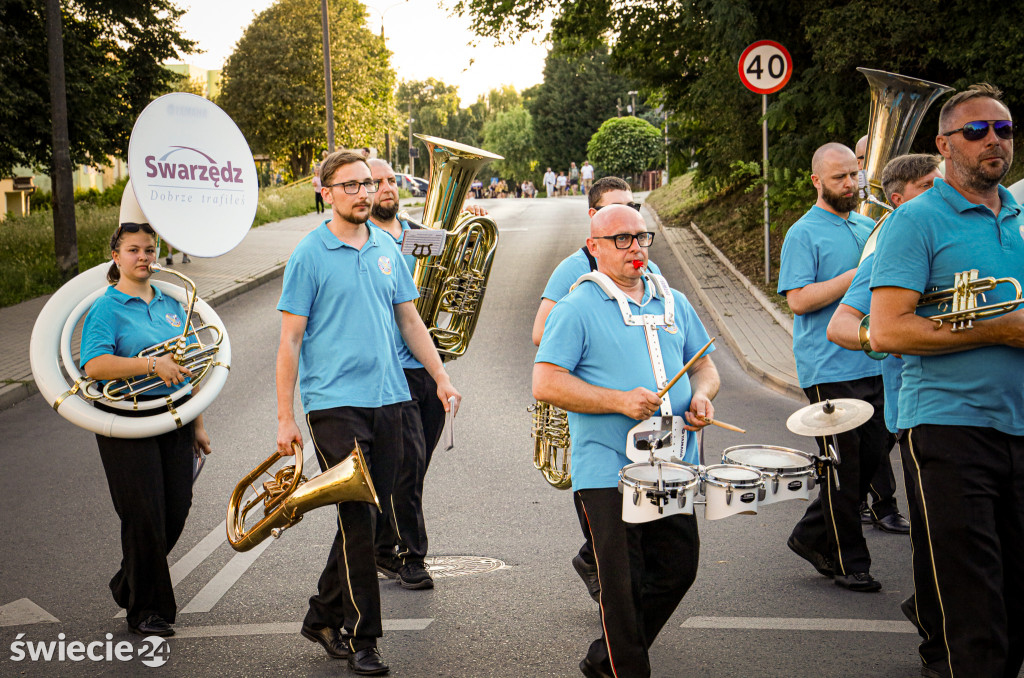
[535,278,715,490]
[369,218,423,370]
[870,179,1024,435]
[840,252,903,433]
[778,205,881,387]
[277,221,418,412]
[541,248,661,302]
[80,285,193,397]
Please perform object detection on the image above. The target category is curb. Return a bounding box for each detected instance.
[646,205,803,401]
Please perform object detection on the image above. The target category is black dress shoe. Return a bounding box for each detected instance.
[859,501,873,524]
[580,657,614,678]
[786,535,834,578]
[348,647,389,675]
[900,594,924,637]
[300,624,348,658]
[834,571,882,592]
[874,512,911,534]
[572,554,601,602]
[130,614,174,637]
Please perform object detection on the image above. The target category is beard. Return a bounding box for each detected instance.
[948,142,1011,193]
[821,184,859,213]
[371,200,399,222]
[338,203,369,225]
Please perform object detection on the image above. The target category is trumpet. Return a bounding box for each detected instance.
[227,440,380,552]
[860,269,1024,358]
[528,401,572,489]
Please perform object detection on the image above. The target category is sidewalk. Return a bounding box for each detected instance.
[646,206,802,400]
[0,198,801,411]
[0,200,424,411]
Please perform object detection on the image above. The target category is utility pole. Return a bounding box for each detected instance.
[628,90,638,116]
[664,110,670,184]
[320,0,335,152]
[407,102,415,177]
[45,0,77,278]
[616,98,622,117]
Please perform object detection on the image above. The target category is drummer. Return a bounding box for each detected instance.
[533,204,719,678]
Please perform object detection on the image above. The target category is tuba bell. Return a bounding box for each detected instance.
[399,134,503,359]
[227,440,381,552]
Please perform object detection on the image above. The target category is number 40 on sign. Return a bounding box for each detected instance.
[738,40,792,95]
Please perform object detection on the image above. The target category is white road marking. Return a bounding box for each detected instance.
[172,619,433,639]
[180,538,275,613]
[681,616,917,634]
[0,599,59,626]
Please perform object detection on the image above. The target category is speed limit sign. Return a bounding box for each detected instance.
[738,40,792,94]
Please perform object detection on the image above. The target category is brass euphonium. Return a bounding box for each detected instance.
[399,134,503,359]
[528,401,572,490]
[227,440,380,552]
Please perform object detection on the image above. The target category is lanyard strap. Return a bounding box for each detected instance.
[575,271,676,416]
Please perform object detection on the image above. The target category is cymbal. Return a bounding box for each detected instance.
[786,398,874,437]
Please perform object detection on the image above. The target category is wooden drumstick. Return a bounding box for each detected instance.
[698,417,746,434]
[656,337,716,398]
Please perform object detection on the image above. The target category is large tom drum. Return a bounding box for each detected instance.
[618,462,699,523]
[702,464,765,520]
[722,445,816,505]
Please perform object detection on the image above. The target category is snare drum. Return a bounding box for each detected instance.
[702,464,765,520]
[618,461,699,523]
[721,445,816,505]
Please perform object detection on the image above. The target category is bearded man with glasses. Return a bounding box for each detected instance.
[534,204,719,678]
[870,83,1024,678]
[274,151,460,676]
[778,142,889,594]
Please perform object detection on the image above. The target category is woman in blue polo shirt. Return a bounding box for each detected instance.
[80,221,211,638]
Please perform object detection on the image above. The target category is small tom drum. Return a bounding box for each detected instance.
[721,445,816,505]
[702,464,765,520]
[619,462,699,523]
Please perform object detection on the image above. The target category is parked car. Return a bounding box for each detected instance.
[395,173,426,197]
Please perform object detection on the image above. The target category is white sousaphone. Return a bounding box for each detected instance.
[30,93,258,438]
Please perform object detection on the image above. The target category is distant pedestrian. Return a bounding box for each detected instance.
[312,164,324,214]
[162,242,190,265]
[556,172,568,197]
[569,162,580,195]
[543,167,556,197]
[581,161,595,195]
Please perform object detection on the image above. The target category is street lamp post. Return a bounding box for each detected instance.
[628,90,638,116]
[407,103,415,176]
[319,0,335,152]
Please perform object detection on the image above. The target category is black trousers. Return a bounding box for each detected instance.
[791,376,888,574]
[902,425,1024,678]
[314,191,324,214]
[95,426,194,627]
[866,445,899,519]
[303,404,402,652]
[575,488,700,678]
[375,368,446,564]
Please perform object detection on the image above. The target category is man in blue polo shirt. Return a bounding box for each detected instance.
[531,176,661,602]
[534,204,719,678]
[870,83,1024,678]
[777,142,888,592]
[276,151,460,676]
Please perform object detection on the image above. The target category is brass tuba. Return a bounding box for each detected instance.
[856,68,953,221]
[528,401,572,490]
[227,440,381,552]
[399,134,503,359]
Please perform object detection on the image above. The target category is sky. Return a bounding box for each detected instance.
[166,0,550,107]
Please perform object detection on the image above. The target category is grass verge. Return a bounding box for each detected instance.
[1,183,316,308]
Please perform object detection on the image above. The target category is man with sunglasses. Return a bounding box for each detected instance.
[275,151,460,676]
[534,204,719,678]
[531,176,660,603]
[870,83,1024,678]
[778,142,888,593]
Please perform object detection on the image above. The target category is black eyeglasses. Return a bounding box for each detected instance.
[325,180,378,194]
[594,202,642,212]
[593,231,655,249]
[941,120,1013,142]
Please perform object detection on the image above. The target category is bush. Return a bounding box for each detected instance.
[587,116,662,177]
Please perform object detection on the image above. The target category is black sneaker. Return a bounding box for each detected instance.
[834,571,882,592]
[786,535,834,578]
[164,256,173,265]
[398,562,434,590]
[375,555,401,579]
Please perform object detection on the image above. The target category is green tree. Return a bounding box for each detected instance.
[528,40,638,172]
[0,0,195,176]
[481,105,535,183]
[218,0,395,180]
[587,116,662,178]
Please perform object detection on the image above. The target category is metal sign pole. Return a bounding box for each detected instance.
[762,94,770,286]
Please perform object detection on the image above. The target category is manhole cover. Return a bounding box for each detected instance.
[377,555,507,579]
